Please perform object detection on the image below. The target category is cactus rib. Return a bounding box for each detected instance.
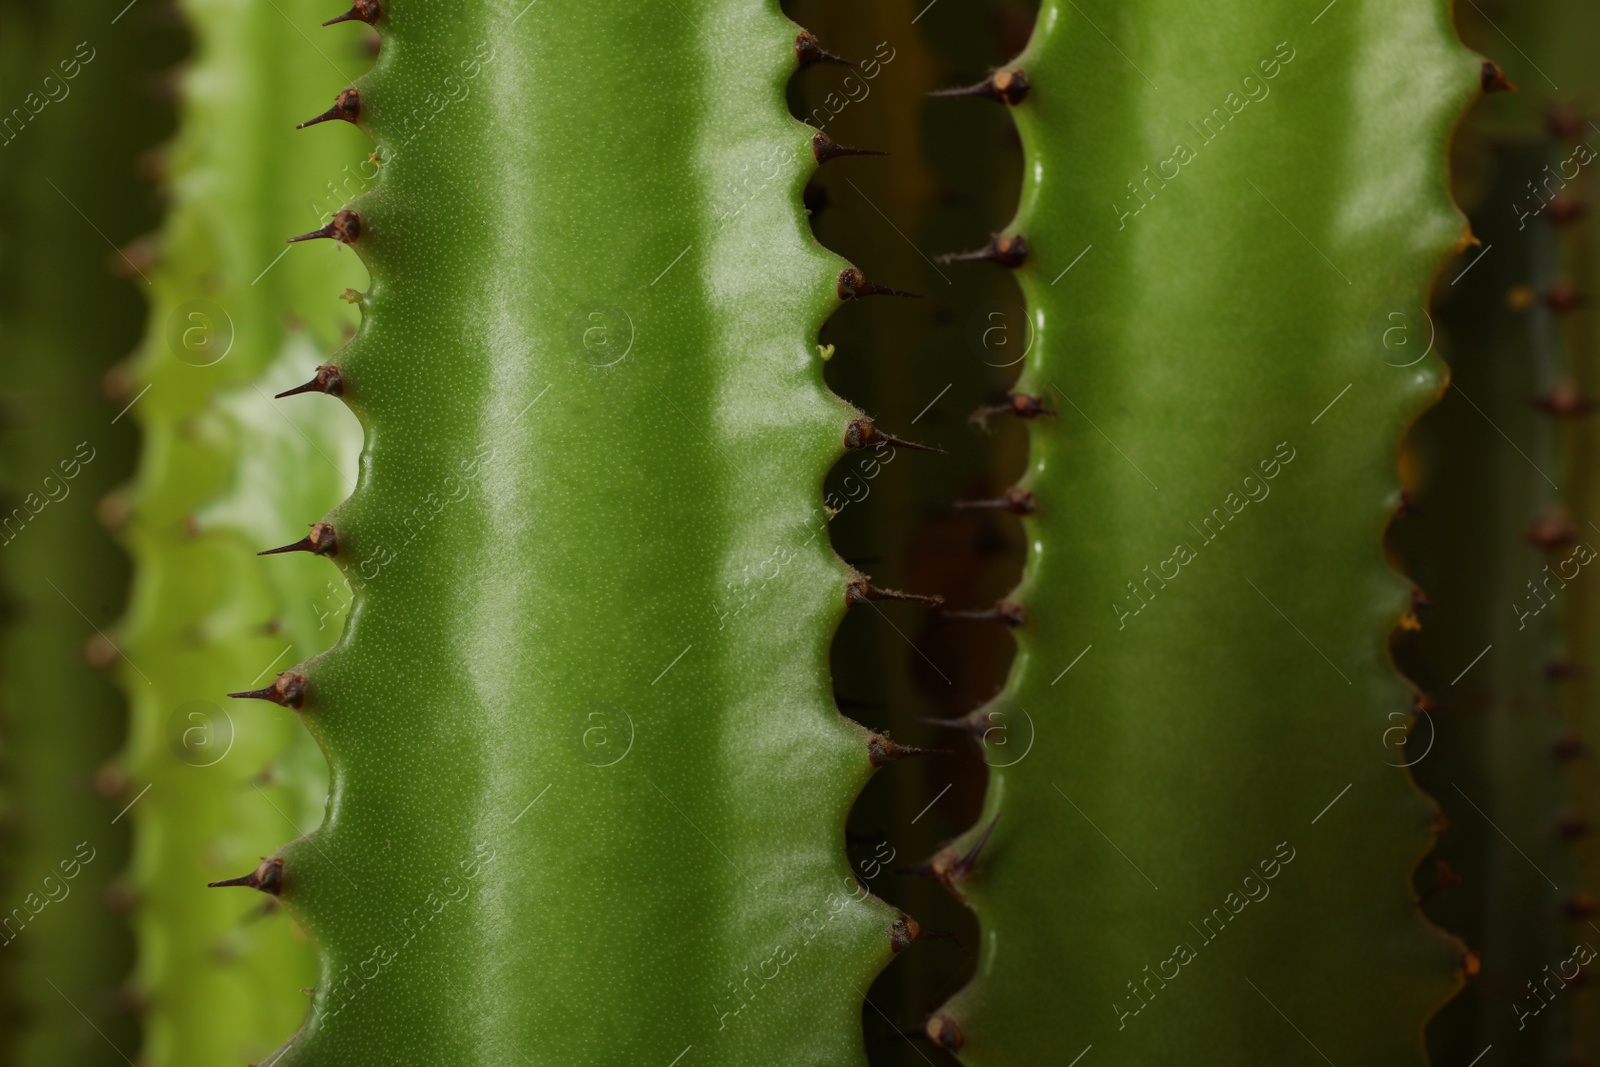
[930,0,1481,1062]
[251,2,917,1064]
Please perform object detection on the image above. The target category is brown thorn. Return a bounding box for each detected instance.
[1554,734,1586,760]
[1537,379,1595,417]
[940,233,1029,269]
[971,391,1051,424]
[868,734,942,768]
[228,671,307,709]
[1547,281,1582,314]
[323,0,380,25]
[924,1013,965,1052]
[1525,508,1577,551]
[276,364,344,399]
[208,857,284,896]
[812,131,888,164]
[297,87,360,129]
[1559,814,1592,841]
[930,68,1030,105]
[1481,61,1517,93]
[943,600,1026,627]
[1567,891,1595,920]
[1460,951,1482,979]
[837,267,922,301]
[844,415,945,454]
[259,522,338,558]
[1413,860,1462,905]
[795,30,854,68]
[287,209,361,245]
[1548,197,1587,226]
[846,577,944,609]
[955,487,1036,515]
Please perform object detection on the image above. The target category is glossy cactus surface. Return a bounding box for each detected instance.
[236,2,920,1064]
[930,1,1480,1062]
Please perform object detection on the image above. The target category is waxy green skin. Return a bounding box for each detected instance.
[0,3,171,1061]
[268,2,897,1064]
[113,0,367,1061]
[936,1,1478,1062]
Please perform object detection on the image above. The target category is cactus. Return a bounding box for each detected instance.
[110,0,370,1062]
[0,3,176,1062]
[200,2,944,1064]
[925,0,1481,1062]
[1403,0,1600,1062]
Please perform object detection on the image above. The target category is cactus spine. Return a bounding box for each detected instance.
[929,0,1480,1062]
[113,0,370,1062]
[231,2,926,1064]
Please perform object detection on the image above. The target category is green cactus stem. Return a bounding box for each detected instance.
[0,2,178,1063]
[219,2,940,1064]
[111,0,370,1062]
[927,1,1480,1062]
